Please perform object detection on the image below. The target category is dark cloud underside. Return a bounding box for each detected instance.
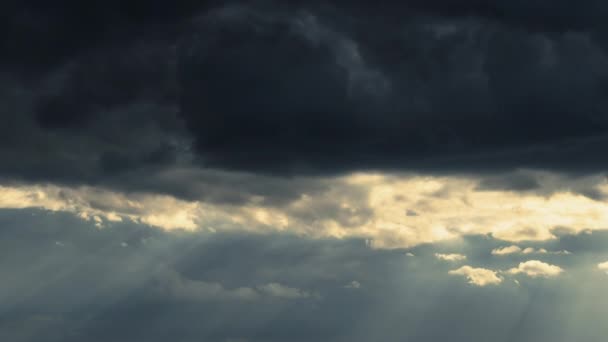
[2,0,608,189]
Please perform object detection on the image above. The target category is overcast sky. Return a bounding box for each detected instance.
[3,1,608,341]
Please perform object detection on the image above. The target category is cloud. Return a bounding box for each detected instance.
[492,246,570,256]
[3,2,608,195]
[4,172,608,249]
[171,3,608,176]
[507,260,564,278]
[154,267,260,301]
[344,280,361,289]
[256,283,319,299]
[492,246,522,255]
[448,266,503,286]
[598,261,608,274]
[435,253,467,262]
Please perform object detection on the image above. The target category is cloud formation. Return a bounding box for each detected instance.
[492,246,523,255]
[2,1,608,199]
[4,1,608,341]
[448,266,503,286]
[4,172,608,249]
[435,253,467,262]
[507,260,564,278]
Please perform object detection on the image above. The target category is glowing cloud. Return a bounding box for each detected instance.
[492,246,522,255]
[3,171,608,249]
[507,260,564,278]
[435,253,467,262]
[449,266,503,286]
[598,261,608,274]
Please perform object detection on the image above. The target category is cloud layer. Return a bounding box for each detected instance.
[2,208,608,341]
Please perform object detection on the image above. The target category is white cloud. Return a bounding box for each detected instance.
[492,246,522,255]
[493,246,570,256]
[405,252,415,257]
[344,280,361,289]
[507,260,564,278]
[449,266,502,286]
[435,253,467,262]
[598,261,608,274]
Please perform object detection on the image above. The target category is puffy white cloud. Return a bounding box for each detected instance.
[449,266,503,286]
[598,261,608,274]
[435,253,467,262]
[492,246,522,255]
[507,260,564,278]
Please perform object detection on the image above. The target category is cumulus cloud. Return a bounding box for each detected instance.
[449,266,503,286]
[598,261,608,274]
[507,261,564,278]
[435,253,467,262]
[492,246,522,255]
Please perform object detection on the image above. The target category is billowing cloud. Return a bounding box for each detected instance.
[492,246,523,255]
[435,253,467,262]
[507,260,564,278]
[448,266,503,286]
[3,2,608,197]
[4,1,608,341]
[4,172,608,249]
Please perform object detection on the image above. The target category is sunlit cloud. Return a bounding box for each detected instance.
[435,253,467,262]
[3,170,608,249]
[598,261,608,274]
[492,246,571,256]
[492,246,522,255]
[507,260,564,278]
[448,266,503,286]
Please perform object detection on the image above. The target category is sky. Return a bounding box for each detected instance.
[3,1,608,341]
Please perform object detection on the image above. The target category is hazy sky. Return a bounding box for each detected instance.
[3,1,608,341]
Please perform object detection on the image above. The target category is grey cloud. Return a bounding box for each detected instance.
[3,1,608,201]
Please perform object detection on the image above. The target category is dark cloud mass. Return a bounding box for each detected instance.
[0,0,608,191]
[6,3,608,341]
[180,5,608,174]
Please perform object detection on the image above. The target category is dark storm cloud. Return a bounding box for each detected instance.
[3,0,608,197]
[2,208,608,342]
[178,4,608,175]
